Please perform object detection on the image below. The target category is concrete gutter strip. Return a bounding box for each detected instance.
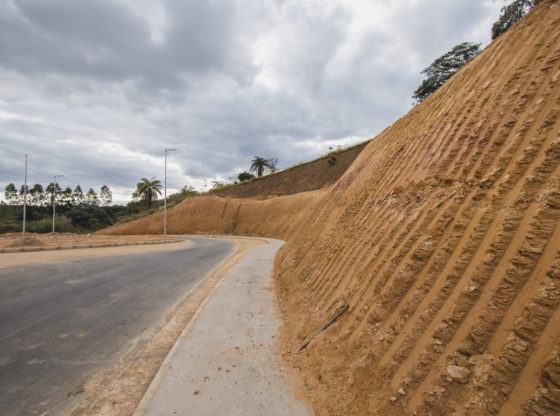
[134,238,312,416]
[0,239,182,253]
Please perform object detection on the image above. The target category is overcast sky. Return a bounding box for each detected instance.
[0,0,506,204]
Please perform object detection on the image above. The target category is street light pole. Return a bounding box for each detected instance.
[22,154,28,239]
[164,148,177,235]
[52,174,64,233]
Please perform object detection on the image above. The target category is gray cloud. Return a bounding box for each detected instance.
[0,0,504,203]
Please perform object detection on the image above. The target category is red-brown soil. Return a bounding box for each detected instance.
[102,2,560,414]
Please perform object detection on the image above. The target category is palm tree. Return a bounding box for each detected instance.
[250,156,270,177]
[133,177,163,207]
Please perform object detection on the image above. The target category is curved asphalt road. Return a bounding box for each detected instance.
[0,237,235,415]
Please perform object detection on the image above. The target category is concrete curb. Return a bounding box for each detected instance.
[0,239,183,253]
[133,237,312,416]
[132,238,267,416]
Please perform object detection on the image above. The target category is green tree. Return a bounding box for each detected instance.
[66,204,113,231]
[4,183,17,204]
[412,42,481,103]
[250,156,272,177]
[491,0,542,40]
[86,188,99,206]
[179,185,200,197]
[62,187,73,207]
[19,184,29,196]
[237,171,255,182]
[46,182,62,204]
[133,177,162,207]
[74,185,84,205]
[30,184,45,206]
[100,185,112,206]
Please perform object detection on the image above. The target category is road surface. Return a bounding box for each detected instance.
[0,237,235,415]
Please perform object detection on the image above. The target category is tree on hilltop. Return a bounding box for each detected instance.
[250,156,270,177]
[267,158,279,173]
[238,171,255,182]
[412,41,481,104]
[492,0,543,40]
[250,156,278,177]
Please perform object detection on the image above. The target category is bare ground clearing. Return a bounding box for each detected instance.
[0,234,187,269]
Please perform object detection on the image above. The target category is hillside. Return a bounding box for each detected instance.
[211,141,369,199]
[102,2,560,414]
[101,190,322,237]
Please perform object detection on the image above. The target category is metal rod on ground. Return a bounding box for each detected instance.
[299,304,349,351]
[22,154,27,239]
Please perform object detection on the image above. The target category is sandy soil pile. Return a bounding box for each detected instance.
[102,2,560,414]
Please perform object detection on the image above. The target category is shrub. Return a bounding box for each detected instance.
[29,215,74,233]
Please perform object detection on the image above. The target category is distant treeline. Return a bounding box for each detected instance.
[1,183,203,234]
[2,182,123,233]
[4,183,112,207]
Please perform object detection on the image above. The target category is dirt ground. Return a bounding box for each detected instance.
[0,233,180,250]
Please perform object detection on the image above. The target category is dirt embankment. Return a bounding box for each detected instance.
[212,141,369,199]
[102,2,560,415]
[275,2,560,415]
[99,190,324,239]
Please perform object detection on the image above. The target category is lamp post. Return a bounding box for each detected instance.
[164,148,177,235]
[22,154,28,239]
[52,174,64,233]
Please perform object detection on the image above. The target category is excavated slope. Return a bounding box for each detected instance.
[275,2,560,415]
[102,2,560,414]
[101,190,323,238]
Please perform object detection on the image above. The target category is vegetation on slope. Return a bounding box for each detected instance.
[413,42,482,103]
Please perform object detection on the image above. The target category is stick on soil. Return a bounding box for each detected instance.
[299,305,349,351]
